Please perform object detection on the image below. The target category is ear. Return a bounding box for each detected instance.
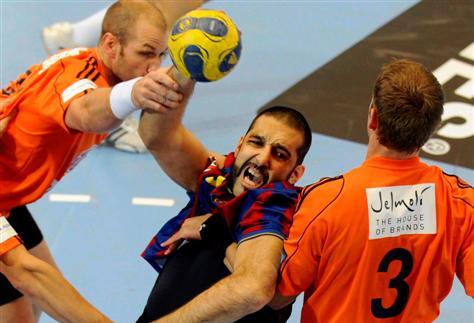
[100,32,120,59]
[234,136,244,154]
[288,164,305,185]
[368,104,378,131]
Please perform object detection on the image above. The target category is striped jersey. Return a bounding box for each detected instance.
[142,152,299,272]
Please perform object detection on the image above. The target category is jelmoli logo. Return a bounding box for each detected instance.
[370,186,431,213]
[366,184,436,240]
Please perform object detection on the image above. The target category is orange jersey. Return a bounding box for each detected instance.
[278,156,474,322]
[0,48,108,212]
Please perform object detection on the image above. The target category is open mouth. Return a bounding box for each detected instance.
[240,163,269,189]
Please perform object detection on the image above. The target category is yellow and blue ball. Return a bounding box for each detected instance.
[168,9,242,82]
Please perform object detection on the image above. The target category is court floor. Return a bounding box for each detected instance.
[1,1,472,322]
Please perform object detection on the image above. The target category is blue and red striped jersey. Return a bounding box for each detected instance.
[142,152,299,272]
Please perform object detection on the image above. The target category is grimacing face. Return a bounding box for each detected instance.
[113,18,168,81]
[231,115,305,196]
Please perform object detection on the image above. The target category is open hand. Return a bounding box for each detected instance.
[161,213,213,255]
[132,66,183,113]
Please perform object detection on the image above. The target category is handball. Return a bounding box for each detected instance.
[168,9,242,82]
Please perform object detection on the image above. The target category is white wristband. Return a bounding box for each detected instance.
[109,77,142,119]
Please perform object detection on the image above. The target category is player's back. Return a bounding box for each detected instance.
[293,156,473,322]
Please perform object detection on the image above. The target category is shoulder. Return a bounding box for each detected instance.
[42,48,94,69]
[283,177,346,246]
[44,48,107,90]
[440,172,474,209]
[246,181,299,208]
[296,175,345,212]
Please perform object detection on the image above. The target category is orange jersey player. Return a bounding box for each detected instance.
[0,48,108,209]
[270,59,474,322]
[40,0,208,154]
[0,1,185,322]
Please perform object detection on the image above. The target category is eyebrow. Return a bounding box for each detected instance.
[249,134,263,141]
[248,135,292,157]
[141,44,156,50]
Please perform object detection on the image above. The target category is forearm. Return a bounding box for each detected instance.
[155,236,282,323]
[156,271,273,323]
[138,78,209,190]
[66,87,122,133]
[138,70,194,149]
[1,246,110,323]
[138,106,186,151]
[21,262,109,322]
[139,108,207,189]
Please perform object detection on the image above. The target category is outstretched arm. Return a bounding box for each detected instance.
[154,235,283,322]
[138,69,223,192]
[65,67,182,133]
[0,245,110,323]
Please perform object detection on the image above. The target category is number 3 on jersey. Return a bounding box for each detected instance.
[371,248,413,318]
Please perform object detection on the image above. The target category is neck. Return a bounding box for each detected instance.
[366,136,419,160]
[96,46,121,86]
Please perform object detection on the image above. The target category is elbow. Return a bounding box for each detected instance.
[248,282,275,312]
[237,270,277,313]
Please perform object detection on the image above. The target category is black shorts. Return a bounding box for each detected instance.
[136,240,292,323]
[0,205,44,305]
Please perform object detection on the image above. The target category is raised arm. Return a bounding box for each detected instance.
[154,235,283,322]
[0,245,110,323]
[138,69,223,191]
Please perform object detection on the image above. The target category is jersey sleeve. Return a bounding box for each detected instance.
[457,226,474,296]
[277,177,344,296]
[452,177,474,296]
[41,49,108,132]
[234,182,298,244]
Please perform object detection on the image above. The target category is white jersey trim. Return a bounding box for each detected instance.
[0,217,18,243]
[61,78,98,104]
